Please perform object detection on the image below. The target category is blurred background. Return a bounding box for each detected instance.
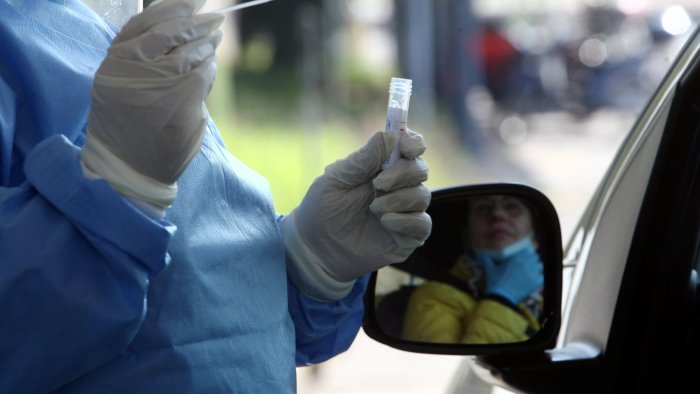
[194,0,697,392]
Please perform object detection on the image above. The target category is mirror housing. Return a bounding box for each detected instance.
[363,183,563,355]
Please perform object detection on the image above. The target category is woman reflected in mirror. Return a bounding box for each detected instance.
[402,194,544,344]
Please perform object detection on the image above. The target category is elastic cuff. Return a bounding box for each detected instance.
[281,211,356,302]
[81,160,166,219]
[24,135,175,275]
[81,133,177,209]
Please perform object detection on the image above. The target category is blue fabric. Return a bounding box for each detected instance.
[0,1,367,392]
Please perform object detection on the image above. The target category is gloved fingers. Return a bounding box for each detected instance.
[522,255,544,286]
[110,13,224,63]
[399,128,427,159]
[116,0,206,42]
[509,248,543,271]
[531,273,544,289]
[369,185,431,216]
[387,231,428,251]
[150,0,206,11]
[95,32,220,83]
[203,60,218,97]
[373,156,428,192]
[379,211,432,240]
[324,131,391,187]
[163,29,222,74]
[476,252,498,277]
[154,119,207,184]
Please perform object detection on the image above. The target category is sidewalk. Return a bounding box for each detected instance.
[297,331,464,394]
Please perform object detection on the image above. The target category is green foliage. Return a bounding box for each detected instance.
[206,65,483,214]
[217,121,363,214]
[208,67,364,214]
[239,32,276,73]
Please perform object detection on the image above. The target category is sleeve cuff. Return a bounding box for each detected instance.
[24,135,175,275]
[281,211,356,302]
[81,160,166,219]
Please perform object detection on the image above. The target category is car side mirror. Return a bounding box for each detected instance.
[363,184,563,355]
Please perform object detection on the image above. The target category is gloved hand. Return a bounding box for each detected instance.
[81,0,223,209]
[477,240,543,305]
[281,129,432,301]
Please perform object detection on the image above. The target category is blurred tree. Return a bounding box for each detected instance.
[434,0,484,153]
[237,0,322,70]
[395,0,485,153]
[395,0,436,133]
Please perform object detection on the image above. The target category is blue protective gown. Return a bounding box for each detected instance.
[0,1,368,392]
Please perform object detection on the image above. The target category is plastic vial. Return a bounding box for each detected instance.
[382,77,412,171]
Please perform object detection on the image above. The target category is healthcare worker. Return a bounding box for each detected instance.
[0,0,431,392]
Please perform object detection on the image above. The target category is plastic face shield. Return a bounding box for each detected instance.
[82,0,142,29]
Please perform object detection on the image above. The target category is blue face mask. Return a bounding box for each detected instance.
[475,235,533,262]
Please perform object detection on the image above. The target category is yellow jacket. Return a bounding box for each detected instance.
[402,255,542,344]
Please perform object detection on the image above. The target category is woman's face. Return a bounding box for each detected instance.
[466,195,535,250]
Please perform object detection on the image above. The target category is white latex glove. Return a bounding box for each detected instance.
[81,0,223,209]
[281,129,432,301]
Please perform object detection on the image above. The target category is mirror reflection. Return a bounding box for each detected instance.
[374,193,545,345]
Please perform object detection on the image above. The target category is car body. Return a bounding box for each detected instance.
[364,23,700,394]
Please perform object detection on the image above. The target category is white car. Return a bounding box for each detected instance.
[364,24,700,394]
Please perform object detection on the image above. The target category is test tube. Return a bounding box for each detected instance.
[382,77,412,171]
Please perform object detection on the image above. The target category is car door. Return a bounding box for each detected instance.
[593,30,700,393]
[455,28,700,394]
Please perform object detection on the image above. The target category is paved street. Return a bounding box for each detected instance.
[499,109,634,238]
[297,108,635,394]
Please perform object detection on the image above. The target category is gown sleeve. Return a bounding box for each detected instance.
[287,272,369,365]
[0,135,174,393]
